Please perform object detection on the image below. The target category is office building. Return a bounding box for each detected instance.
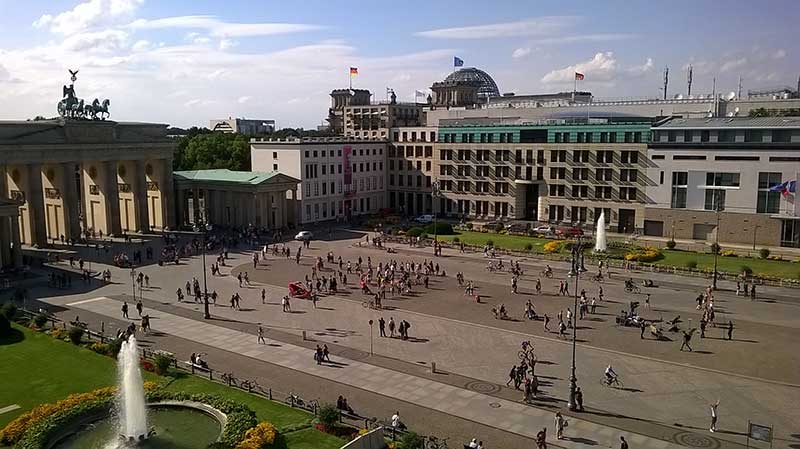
[432,118,652,232]
[387,126,437,216]
[209,118,275,135]
[645,117,800,247]
[251,137,387,224]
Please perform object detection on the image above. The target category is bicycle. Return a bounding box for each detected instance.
[361,298,381,309]
[426,436,449,449]
[221,372,237,387]
[541,269,554,278]
[600,375,624,389]
[625,284,640,293]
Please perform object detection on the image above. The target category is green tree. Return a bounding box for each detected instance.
[175,132,251,171]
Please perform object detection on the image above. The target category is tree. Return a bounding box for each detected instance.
[175,132,251,171]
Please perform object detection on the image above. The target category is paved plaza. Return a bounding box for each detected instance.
[33,230,800,449]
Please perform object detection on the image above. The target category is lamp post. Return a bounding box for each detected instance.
[566,235,584,411]
[752,225,759,251]
[368,319,374,355]
[712,190,721,290]
[193,220,213,320]
[432,180,441,256]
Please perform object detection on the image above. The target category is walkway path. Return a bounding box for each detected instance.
[73,296,680,449]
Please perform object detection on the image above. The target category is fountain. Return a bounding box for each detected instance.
[51,335,222,449]
[118,336,148,441]
[595,211,607,252]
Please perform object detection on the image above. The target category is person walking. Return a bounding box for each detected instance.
[645,293,651,310]
[640,320,646,339]
[282,296,291,313]
[554,412,566,440]
[388,317,396,338]
[378,317,386,337]
[121,302,129,319]
[257,324,266,344]
[709,399,720,432]
[536,428,547,449]
[575,386,584,411]
[727,320,733,340]
[261,288,266,304]
[620,436,629,449]
[136,300,143,317]
[506,365,517,387]
[750,284,756,301]
[680,330,693,351]
[543,314,551,332]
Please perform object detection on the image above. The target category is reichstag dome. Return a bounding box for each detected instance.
[444,68,501,100]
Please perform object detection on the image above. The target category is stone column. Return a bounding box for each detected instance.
[26,164,48,245]
[162,158,176,230]
[60,162,81,240]
[11,215,22,267]
[191,188,200,224]
[103,161,122,236]
[0,165,10,265]
[175,187,186,229]
[134,160,150,233]
[281,193,288,228]
[291,188,298,227]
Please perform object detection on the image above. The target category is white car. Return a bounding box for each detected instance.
[294,231,313,241]
[415,214,434,224]
[533,225,555,235]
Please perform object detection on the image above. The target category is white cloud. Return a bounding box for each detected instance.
[128,15,321,38]
[772,49,786,59]
[33,0,143,35]
[626,57,654,77]
[719,57,747,73]
[533,33,635,45]
[541,52,618,83]
[512,47,531,59]
[416,16,576,39]
[237,96,252,104]
[131,40,150,52]
[61,29,129,52]
[219,39,237,50]
[193,36,211,45]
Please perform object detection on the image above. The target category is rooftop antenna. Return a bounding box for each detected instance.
[663,66,669,100]
[687,65,693,96]
[737,76,743,99]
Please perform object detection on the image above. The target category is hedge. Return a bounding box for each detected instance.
[423,222,454,235]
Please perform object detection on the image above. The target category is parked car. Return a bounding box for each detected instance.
[556,227,584,237]
[532,225,556,235]
[414,214,434,224]
[294,231,314,241]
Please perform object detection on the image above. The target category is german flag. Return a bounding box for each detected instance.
[350,67,358,76]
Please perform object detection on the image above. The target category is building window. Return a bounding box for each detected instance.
[273,152,278,159]
[549,185,566,197]
[621,151,639,164]
[595,168,613,181]
[273,164,278,171]
[671,171,687,208]
[574,150,589,163]
[619,187,637,201]
[595,186,612,199]
[757,172,782,214]
[704,189,726,211]
[706,172,740,187]
[571,185,588,198]
[596,151,613,163]
[620,169,638,182]
[573,167,589,181]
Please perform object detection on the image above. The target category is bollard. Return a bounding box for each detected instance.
[302,330,307,341]
[268,388,272,400]
[431,362,436,374]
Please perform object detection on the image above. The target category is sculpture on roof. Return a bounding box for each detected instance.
[57,69,111,120]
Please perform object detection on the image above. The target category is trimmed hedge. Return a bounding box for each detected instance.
[424,222,454,235]
[406,227,424,238]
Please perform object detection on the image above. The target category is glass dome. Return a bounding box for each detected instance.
[444,68,500,99]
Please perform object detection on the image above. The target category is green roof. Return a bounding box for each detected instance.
[174,169,281,185]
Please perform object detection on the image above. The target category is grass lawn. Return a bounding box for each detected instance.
[437,231,800,279]
[437,231,550,252]
[0,324,344,448]
[660,250,800,279]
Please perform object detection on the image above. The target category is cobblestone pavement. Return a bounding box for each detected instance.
[31,231,800,449]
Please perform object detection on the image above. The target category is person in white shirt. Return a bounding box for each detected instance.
[391,411,400,428]
[468,438,478,448]
[605,364,618,384]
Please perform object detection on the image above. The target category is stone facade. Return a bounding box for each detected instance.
[0,119,176,246]
[644,208,780,247]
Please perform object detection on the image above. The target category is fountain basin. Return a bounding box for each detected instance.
[48,402,225,449]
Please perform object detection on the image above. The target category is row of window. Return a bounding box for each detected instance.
[440,130,645,144]
[304,196,380,221]
[654,129,796,143]
[554,131,643,144]
[389,159,432,172]
[302,148,383,159]
[388,145,434,158]
[669,171,782,213]
[549,206,614,224]
[436,149,639,164]
[303,176,384,197]
[303,161,385,179]
[388,174,432,188]
[392,130,436,143]
[547,185,638,200]
[653,154,800,162]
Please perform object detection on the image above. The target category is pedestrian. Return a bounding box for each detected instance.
[700,319,707,338]
[506,365,517,387]
[750,284,756,301]
[575,386,584,411]
[640,321,646,339]
[261,288,266,304]
[544,314,551,332]
[709,399,720,432]
[121,302,129,318]
[257,324,266,344]
[312,293,318,309]
[282,295,291,312]
[536,428,547,449]
[136,300,143,317]
[591,297,597,314]
[388,317,396,337]
[620,436,629,449]
[323,344,331,362]
[680,330,693,351]
[645,293,651,310]
[315,345,323,365]
[559,281,565,295]
[727,320,733,340]
[554,412,566,440]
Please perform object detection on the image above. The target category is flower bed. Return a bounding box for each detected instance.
[3,386,257,449]
[624,247,663,262]
[236,421,279,449]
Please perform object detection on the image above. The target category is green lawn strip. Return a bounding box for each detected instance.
[283,427,346,449]
[162,374,315,431]
[0,325,118,427]
[437,231,550,252]
[659,250,800,279]
[436,231,799,279]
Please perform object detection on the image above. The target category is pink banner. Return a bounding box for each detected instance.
[343,145,353,186]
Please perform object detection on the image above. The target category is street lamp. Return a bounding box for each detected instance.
[193,220,213,320]
[432,180,441,256]
[566,235,585,411]
[712,190,721,290]
[368,319,374,355]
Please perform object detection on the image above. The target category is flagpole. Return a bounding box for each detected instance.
[573,76,576,103]
[349,69,352,90]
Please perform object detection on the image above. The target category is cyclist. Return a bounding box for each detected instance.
[604,364,618,385]
[544,265,553,277]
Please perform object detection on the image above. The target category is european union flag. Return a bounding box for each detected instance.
[454,56,464,67]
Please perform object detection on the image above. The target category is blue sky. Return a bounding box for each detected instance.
[0,0,797,127]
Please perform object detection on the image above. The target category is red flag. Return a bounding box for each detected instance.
[575,72,585,80]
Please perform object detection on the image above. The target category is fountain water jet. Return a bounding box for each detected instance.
[117,336,148,441]
[595,211,607,252]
